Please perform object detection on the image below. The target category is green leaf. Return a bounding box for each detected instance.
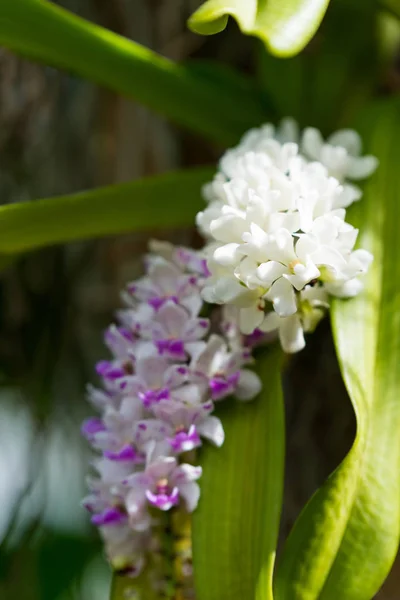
[256,0,377,131]
[0,167,213,254]
[188,0,331,58]
[0,0,269,146]
[192,346,285,600]
[274,99,400,600]
[380,0,400,19]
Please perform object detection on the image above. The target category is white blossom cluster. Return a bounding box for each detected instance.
[197,119,377,353]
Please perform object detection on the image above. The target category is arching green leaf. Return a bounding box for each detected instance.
[274,99,400,600]
[193,347,285,600]
[0,167,213,254]
[0,0,269,145]
[188,0,331,58]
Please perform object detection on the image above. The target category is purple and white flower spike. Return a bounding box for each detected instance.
[82,242,261,576]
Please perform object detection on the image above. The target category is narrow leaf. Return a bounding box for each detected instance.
[188,0,331,58]
[0,0,269,145]
[274,100,400,600]
[0,167,213,254]
[193,347,285,600]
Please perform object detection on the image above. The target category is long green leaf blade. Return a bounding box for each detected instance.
[188,0,331,57]
[274,99,400,600]
[193,347,285,600]
[0,0,268,145]
[0,167,213,254]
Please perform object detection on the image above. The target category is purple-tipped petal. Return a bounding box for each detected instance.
[139,387,170,408]
[148,295,179,310]
[91,507,127,526]
[156,339,186,360]
[104,445,144,463]
[96,361,125,381]
[81,417,106,439]
[209,370,240,400]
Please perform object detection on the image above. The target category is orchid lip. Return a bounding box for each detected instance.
[146,487,179,510]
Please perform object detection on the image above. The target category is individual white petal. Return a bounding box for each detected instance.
[242,222,269,249]
[210,213,247,243]
[302,128,324,160]
[279,314,305,354]
[300,285,329,307]
[256,261,287,287]
[191,334,226,374]
[328,129,361,155]
[278,117,299,143]
[134,419,170,447]
[274,228,297,264]
[350,249,373,272]
[325,278,364,298]
[182,294,203,317]
[156,302,188,337]
[202,276,244,305]
[334,183,362,208]
[310,246,348,274]
[183,317,210,341]
[179,481,201,512]
[236,369,262,400]
[269,210,301,234]
[147,456,177,480]
[172,383,205,405]
[175,464,202,483]
[239,304,265,334]
[320,145,348,180]
[235,257,263,289]
[266,277,297,317]
[125,489,152,531]
[201,283,219,304]
[136,356,169,388]
[285,260,320,291]
[294,235,319,261]
[259,311,280,332]
[197,416,225,447]
[148,239,175,260]
[214,243,241,266]
[346,155,379,180]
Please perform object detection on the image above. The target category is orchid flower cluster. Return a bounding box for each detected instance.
[198,119,378,352]
[82,241,261,577]
[82,119,377,578]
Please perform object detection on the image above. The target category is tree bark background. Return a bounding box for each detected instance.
[0,1,398,598]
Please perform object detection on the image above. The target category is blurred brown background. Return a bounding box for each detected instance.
[0,1,398,598]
